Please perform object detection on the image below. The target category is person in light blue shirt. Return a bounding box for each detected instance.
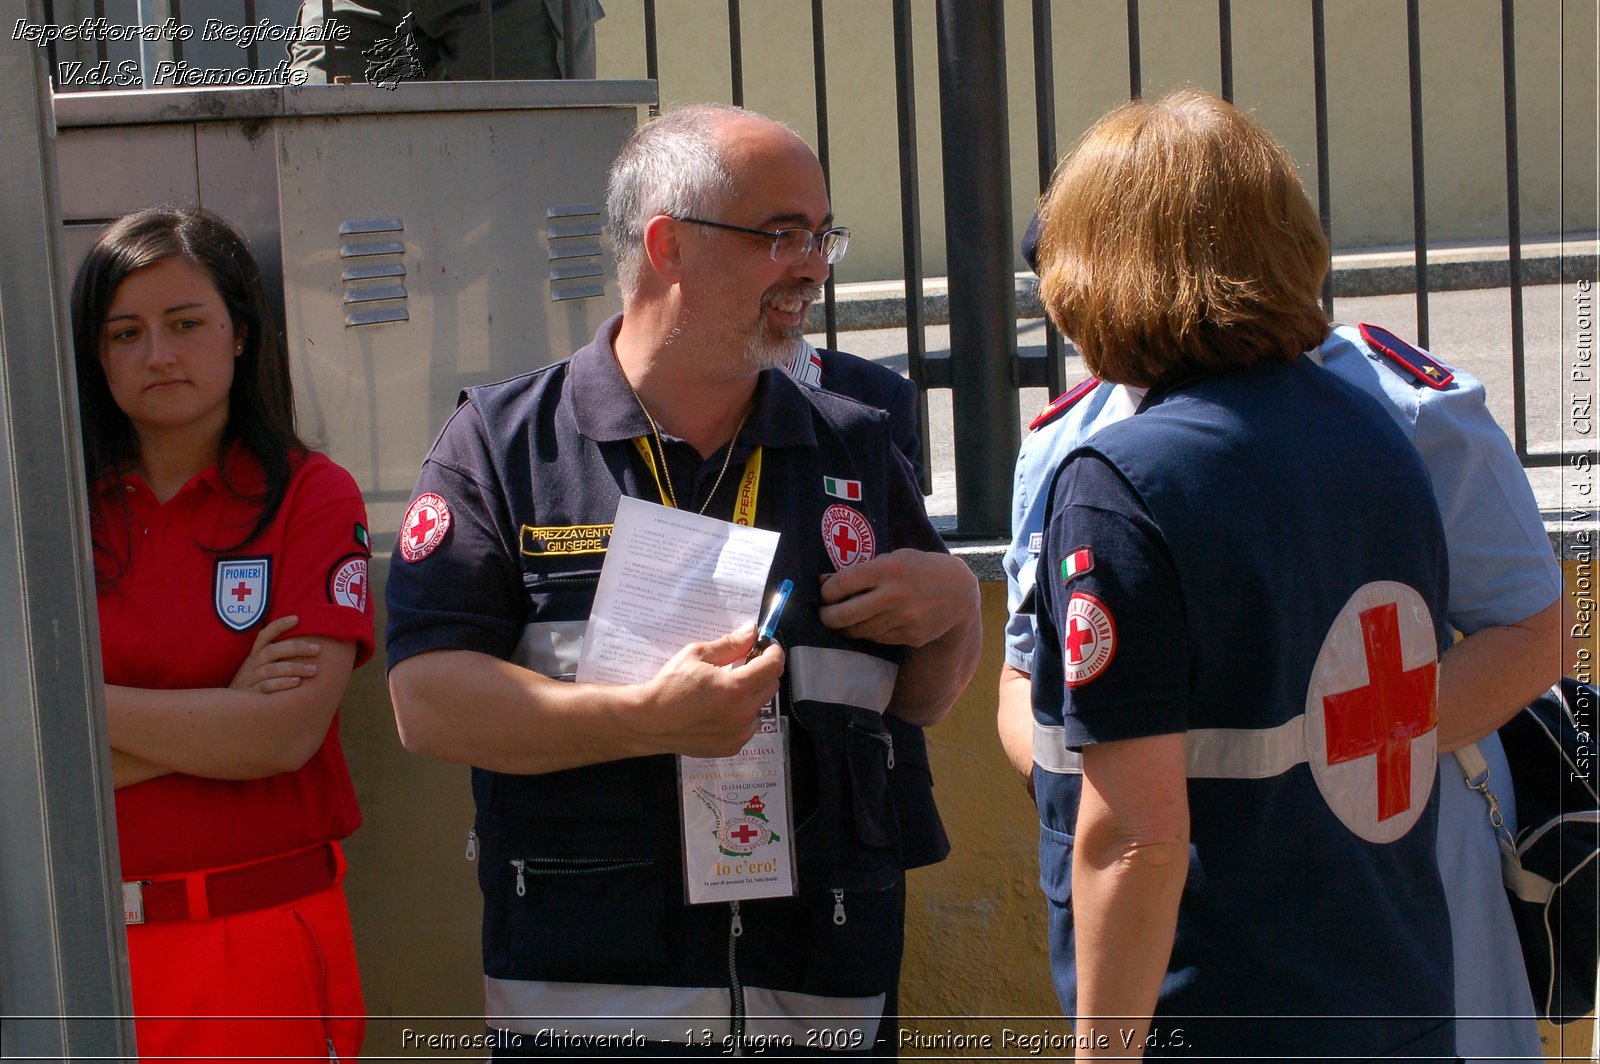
[998,318,1566,1063]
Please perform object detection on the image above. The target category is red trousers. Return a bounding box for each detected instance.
[127,882,365,1062]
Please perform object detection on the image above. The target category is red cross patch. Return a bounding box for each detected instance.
[328,554,369,612]
[399,492,452,563]
[1305,581,1439,842]
[821,504,876,569]
[1062,592,1116,686]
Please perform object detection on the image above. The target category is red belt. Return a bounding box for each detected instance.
[123,841,344,924]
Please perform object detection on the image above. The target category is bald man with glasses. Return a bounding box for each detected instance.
[385,103,980,1057]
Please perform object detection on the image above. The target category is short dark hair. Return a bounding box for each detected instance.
[1035,88,1331,387]
[72,205,305,580]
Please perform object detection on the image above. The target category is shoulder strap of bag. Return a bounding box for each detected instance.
[1453,744,1557,904]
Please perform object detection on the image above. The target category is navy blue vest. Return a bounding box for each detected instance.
[464,360,917,1013]
[1034,358,1455,1059]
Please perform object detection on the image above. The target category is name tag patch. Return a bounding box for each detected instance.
[215,557,270,631]
[520,523,612,556]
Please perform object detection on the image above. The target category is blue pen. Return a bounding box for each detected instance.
[749,579,793,657]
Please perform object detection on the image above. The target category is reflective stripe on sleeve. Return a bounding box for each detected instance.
[509,620,587,678]
[787,646,899,713]
[1033,716,1310,779]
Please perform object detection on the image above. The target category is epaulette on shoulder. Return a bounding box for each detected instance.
[1029,377,1102,431]
[1358,323,1455,390]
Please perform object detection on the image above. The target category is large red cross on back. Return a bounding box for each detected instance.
[1322,602,1438,821]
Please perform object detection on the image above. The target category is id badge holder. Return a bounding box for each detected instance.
[677,691,799,904]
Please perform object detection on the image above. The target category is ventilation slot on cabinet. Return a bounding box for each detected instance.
[546,203,605,302]
[339,218,409,326]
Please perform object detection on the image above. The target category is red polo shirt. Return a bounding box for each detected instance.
[96,445,373,877]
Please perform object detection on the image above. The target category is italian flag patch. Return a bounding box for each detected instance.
[823,476,862,501]
[1060,547,1094,582]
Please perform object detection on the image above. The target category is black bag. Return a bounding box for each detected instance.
[1461,679,1600,1026]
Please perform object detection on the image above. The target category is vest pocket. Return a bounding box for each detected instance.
[482,832,672,982]
[845,713,896,850]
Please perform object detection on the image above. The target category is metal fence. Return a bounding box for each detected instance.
[617,0,1570,537]
[40,0,1587,536]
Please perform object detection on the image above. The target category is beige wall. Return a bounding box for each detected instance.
[341,562,1597,1058]
[591,0,1598,284]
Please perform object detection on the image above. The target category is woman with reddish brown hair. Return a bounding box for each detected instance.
[1029,90,1458,1059]
[74,205,370,1061]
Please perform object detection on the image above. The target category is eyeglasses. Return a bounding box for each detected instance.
[675,217,851,266]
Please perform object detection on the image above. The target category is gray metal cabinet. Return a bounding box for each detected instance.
[54,81,653,524]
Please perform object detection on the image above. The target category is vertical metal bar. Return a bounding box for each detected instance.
[1126,0,1142,98]
[0,7,135,1057]
[643,0,660,116]
[1311,0,1334,314]
[480,0,496,79]
[1218,0,1234,102]
[137,0,177,88]
[43,0,59,89]
[811,0,837,350]
[562,0,578,78]
[937,0,1019,536]
[244,0,259,72]
[170,0,183,65]
[94,0,107,68]
[728,0,743,106]
[892,0,931,495]
[1033,0,1066,399]
[1501,0,1528,457]
[1406,0,1429,346]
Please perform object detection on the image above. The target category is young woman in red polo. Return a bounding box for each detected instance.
[72,206,371,1060]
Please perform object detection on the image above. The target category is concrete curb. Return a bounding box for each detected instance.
[809,236,1599,333]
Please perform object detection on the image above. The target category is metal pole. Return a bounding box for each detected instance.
[1311,0,1334,314]
[891,0,931,496]
[936,0,1018,537]
[562,0,578,78]
[1126,0,1141,98]
[1405,0,1429,346]
[0,4,135,1057]
[1032,0,1066,399]
[1218,0,1234,102]
[728,0,743,107]
[1501,0,1529,460]
[811,0,837,350]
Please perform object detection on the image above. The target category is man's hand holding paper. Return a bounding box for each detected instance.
[632,625,783,759]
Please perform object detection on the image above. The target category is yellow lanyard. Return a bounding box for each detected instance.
[631,437,763,527]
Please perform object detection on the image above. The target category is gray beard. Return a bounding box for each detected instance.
[744,329,803,371]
